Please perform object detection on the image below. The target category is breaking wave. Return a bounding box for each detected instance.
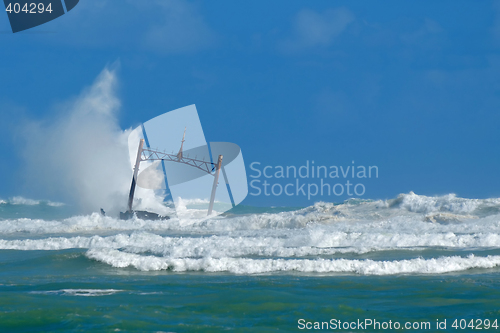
[1,192,500,275]
[31,289,123,297]
[0,231,499,255]
[86,250,500,275]
[387,192,500,215]
[0,196,65,207]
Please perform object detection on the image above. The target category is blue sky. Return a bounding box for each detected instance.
[1,0,500,207]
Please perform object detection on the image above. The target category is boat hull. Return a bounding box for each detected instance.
[119,210,170,221]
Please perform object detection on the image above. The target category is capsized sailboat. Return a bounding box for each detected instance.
[120,105,248,220]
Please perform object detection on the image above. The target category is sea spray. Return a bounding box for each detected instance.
[20,67,167,216]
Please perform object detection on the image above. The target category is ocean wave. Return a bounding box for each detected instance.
[30,289,123,296]
[0,213,173,234]
[0,196,65,207]
[1,193,500,234]
[387,192,500,215]
[1,207,500,237]
[85,249,500,275]
[1,192,499,276]
[296,192,500,222]
[2,230,500,257]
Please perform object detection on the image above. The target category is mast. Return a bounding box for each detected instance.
[127,139,144,212]
[127,129,223,217]
[207,154,223,216]
[176,127,186,160]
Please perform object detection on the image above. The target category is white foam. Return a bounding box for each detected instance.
[1,192,500,278]
[11,197,42,205]
[1,208,500,254]
[2,192,500,235]
[86,249,500,275]
[4,228,500,259]
[1,196,65,207]
[0,213,176,234]
[47,201,66,207]
[31,289,122,296]
[388,192,500,215]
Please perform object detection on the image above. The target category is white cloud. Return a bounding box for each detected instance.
[40,0,216,54]
[281,7,354,51]
[142,0,216,54]
[399,18,444,47]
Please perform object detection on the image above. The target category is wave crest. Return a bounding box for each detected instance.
[86,249,500,275]
[0,196,65,207]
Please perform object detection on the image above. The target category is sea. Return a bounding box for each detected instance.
[1,192,500,332]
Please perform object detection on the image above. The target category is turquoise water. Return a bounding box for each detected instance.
[2,193,500,331]
[2,249,500,332]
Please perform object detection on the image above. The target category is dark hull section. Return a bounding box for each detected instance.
[119,210,170,221]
